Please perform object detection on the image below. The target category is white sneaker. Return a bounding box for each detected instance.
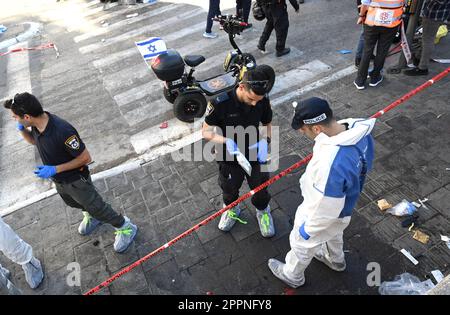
[218,204,245,232]
[114,216,138,253]
[268,258,305,288]
[203,32,218,39]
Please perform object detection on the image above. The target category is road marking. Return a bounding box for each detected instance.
[74,3,180,42]
[79,8,204,54]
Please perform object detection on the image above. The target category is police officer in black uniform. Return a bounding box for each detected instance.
[4,93,137,253]
[202,66,275,237]
[257,0,299,57]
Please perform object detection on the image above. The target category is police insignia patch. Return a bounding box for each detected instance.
[65,135,80,150]
[206,102,214,116]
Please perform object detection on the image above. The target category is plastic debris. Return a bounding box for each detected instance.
[0,25,7,33]
[101,22,109,27]
[379,273,435,295]
[126,13,139,18]
[101,39,106,42]
[441,235,450,249]
[400,248,419,265]
[434,25,448,44]
[412,230,430,244]
[377,199,392,211]
[401,213,419,228]
[431,270,444,284]
[338,49,352,54]
[386,199,416,216]
[159,121,168,129]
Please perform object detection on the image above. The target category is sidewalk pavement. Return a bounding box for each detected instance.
[1,60,449,295]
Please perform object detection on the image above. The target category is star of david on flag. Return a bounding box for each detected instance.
[135,37,167,61]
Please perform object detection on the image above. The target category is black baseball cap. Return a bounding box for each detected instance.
[291,97,333,130]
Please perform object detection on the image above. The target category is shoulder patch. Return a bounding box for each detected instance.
[215,93,230,104]
[65,135,80,150]
[205,101,215,116]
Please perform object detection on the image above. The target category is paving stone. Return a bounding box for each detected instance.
[371,216,408,245]
[69,223,93,247]
[273,185,303,218]
[142,158,164,174]
[269,208,293,241]
[355,191,372,211]
[66,206,84,226]
[229,208,260,242]
[344,211,372,239]
[140,181,164,200]
[145,192,170,214]
[144,258,198,295]
[155,203,184,223]
[2,204,40,230]
[203,233,244,270]
[44,241,75,272]
[216,256,260,294]
[194,210,223,244]
[41,221,71,248]
[399,167,443,197]
[136,241,173,273]
[419,243,450,275]
[185,258,230,295]
[197,162,218,178]
[44,265,82,295]
[151,164,173,181]
[74,240,106,269]
[130,174,154,190]
[110,264,149,295]
[79,261,111,295]
[105,173,127,190]
[165,186,191,204]
[170,234,208,270]
[363,173,402,200]
[179,167,204,187]
[123,201,150,225]
[199,175,222,199]
[357,201,388,225]
[181,198,213,221]
[120,189,145,209]
[124,167,148,183]
[160,173,184,191]
[237,232,280,269]
[428,188,450,219]
[104,243,139,273]
[112,182,134,198]
[250,263,290,295]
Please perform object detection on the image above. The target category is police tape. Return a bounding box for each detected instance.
[0,42,59,57]
[84,65,450,295]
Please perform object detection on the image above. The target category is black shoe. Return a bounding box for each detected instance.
[355,58,361,68]
[370,54,376,60]
[354,78,365,90]
[299,0,305,3]
[257,44,267,54]
[404,67,429,76]
[276,47,290,57]
[369,74,383,87]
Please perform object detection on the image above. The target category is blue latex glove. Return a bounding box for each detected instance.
[225,139,239,155]
[34,165,57,179]
[248,139,268,163]
[16,122,25,131]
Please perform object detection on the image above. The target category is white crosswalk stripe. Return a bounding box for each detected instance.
[79,7,204,54]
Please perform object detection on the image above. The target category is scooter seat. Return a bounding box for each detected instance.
[184,55,205,67]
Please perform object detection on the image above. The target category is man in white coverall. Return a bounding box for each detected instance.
[0,217,44,294]
[268,97,375,288]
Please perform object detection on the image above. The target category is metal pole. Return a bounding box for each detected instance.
[388,0,424,74]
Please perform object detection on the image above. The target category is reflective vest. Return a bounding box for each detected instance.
[365,0,404,28]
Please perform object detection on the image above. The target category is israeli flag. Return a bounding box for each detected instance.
[135,37,167,60]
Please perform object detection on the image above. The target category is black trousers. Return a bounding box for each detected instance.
[258,3,289,52]
[356,24,398,82]
[236,0,251,23]
[206,0,222,33]
[218,162,271,211]
[54,175,125,228]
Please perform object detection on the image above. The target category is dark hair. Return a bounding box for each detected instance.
[241,68,271,96]
[3,92,44,118]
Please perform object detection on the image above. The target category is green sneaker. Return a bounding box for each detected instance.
[78,212,101,235]
[256,206,275,237]
[218,204,246,232]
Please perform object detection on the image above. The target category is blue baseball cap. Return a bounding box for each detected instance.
[291,97,333,130]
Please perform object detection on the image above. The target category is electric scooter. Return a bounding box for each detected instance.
[150,15,258,122]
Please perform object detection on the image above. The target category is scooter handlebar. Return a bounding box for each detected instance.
[212,15,247,34]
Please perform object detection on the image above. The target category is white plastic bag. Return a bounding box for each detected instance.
[379,273,435,295]
[386,199,416,216]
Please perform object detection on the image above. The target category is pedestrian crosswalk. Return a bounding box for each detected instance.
[0,0,357,210]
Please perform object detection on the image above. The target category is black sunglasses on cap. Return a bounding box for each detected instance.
[243,80,269,90]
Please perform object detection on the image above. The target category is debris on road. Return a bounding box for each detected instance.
[0,25,7,33]
[377,199,392,211]
[126,13,139,18]
[400,248,419,265]
[412,230,430,244]
[386,199,416,216]
[431,270,444,284]
[379,273,435,295]
[338,49,352,54]
[159,121,168,129]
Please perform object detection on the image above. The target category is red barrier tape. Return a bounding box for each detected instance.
[84,66,450,295]
[0,43,59,57]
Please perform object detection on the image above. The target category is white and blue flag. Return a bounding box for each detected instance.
[135,37,167,61]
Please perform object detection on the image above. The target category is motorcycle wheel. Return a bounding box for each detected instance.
[173,92,207,123]
[163,86,177,104]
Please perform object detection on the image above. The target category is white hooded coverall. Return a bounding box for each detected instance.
[283,118,376,285]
